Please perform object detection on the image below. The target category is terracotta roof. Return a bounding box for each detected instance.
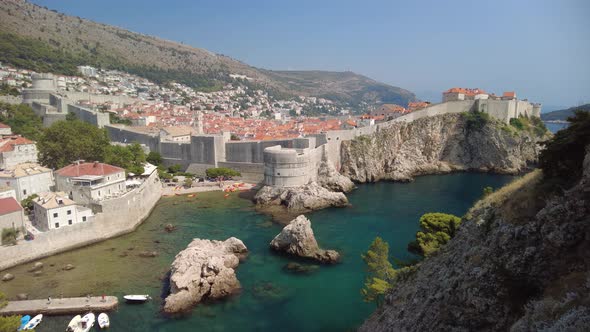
[0,163,51,178]
[0,197,22,215]
[56,162,125,177]
[0,136,35,153]
[444,87,488,96]
[503,91,516,97]
[0,123,10,129]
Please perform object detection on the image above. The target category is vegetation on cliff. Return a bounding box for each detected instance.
[407,213,461,257]
[0,102,44,140]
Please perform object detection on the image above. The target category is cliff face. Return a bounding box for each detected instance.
[341,113,548,182]
[360,147,590,331]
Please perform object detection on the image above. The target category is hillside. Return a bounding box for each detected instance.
[0,0,416,106]
[541,104,590,122]
[360,114,590,331]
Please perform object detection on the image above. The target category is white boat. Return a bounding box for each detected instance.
[66,315,82,332]
[98,312,110,329]
[123,294,151,303]
[79,313,95,332]
[23,314,42,330]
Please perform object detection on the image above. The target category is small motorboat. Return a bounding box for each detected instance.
[123,294,151,303]
[98,313,110,329]
[17,315,30,331]
[66,315,82,332]
[79,313,95,332]
[22,314,42,330]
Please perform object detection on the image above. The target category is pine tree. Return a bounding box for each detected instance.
[361,237,396,304]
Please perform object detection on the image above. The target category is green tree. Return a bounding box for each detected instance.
[0,102,44,141]
[539,110,590,187]
[147,151,163,166]
[408,213,461,257]
[104,143,146,175]
[0,84,19,96]
[20,194,38,213]
[361,237,396,304]
[183,177,193,188]
[205,167,241,178]
[37,119,110,169]
[482,186,494,197]
[168,164,182,174]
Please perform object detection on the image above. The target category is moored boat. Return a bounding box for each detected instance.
[66,315,81,332]
[79,313,95,332]
[17,315,30,331]
[22,314,42,330]
[123,294,151,303]
[98,312,110,329]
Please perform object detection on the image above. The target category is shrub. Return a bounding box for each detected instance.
[205,167,241,178]
[20,194,38,213]
[482,186,494,197]
[408,213,461,257]
[1,228,18,246]
[510,117,526,130]
[462,111,490,131]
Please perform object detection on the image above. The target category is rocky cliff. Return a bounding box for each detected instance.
[341,113,549,182]
[360,147,590,331]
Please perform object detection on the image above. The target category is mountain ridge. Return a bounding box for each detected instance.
[0,0,416,107]
[541,104,590,122]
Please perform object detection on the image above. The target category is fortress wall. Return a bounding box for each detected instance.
[225,139,294,164]
[217,161,265,183]
[262,144,325,187]
[0,171,162,271]
[67,104,110,128]
[62,92,140,105]
[105,125,160,152]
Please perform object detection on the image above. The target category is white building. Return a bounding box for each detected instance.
[32,192,94,231]
[160,126,193,142]
[55,162,126,204]
[0,136,38,169]
[0,163,55,201]
[77,65,97,77]
[0,123,12,136]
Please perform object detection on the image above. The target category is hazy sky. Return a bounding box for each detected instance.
[31,0,590,109]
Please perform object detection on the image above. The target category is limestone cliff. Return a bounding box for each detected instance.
[341,113,548,182]
[360,147,590,331]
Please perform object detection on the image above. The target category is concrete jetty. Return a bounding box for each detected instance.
[0,296,118,316]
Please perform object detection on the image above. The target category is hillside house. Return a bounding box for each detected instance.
[0,163,55,200]
[32,192,94,231]
[0,135,38,169]
[55,162,126,204]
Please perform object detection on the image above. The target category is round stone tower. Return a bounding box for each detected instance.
[22,73,56,105]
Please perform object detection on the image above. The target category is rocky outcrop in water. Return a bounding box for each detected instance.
[254,182,348,214]
[270,215,340,264]
[341,113,549,182]
[360,146,590,331]
[164,237,248,314]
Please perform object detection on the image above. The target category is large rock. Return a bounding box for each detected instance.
[254,182,348,213]
[28,262,43,272]
[270,215,340,264]
[164,237,248,314]
[341,113,549,182]
[1,273,14,282]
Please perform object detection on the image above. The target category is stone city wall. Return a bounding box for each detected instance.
[0,171,162,271]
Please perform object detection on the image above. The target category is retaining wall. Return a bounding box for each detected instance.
[0,171,162,271]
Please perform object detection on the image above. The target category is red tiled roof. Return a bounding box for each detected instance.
[444,87,488,96]
[56,162,125,177]
[0,197,22,215]
[0,136,35,153]
[0,123,10,129]
[503,91,516,97]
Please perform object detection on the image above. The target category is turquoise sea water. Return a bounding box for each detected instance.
[2,173,515,331]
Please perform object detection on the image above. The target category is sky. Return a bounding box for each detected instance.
[30,0,590,109]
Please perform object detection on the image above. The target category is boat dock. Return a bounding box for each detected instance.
[0,296,118,316]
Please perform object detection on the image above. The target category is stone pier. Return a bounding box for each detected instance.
[0,296,118,316]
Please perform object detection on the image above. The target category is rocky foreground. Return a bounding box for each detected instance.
[164,237,248,314]
[360,146,590,331]
[341,113,549,182]
[254,158,354,214]
[270,215,340,264]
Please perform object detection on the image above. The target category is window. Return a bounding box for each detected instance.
[68,220,72,225]
[55,223,59,228]
[53,212,58,218]
[67,210,72,215]
[82,216,87,222]
[23,189,27,196]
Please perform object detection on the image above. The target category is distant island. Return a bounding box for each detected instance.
[541,104,590,122]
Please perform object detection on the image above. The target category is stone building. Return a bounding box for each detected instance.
[0,123,12,136]
[262,145,324,187]
[0,163,55,201]
[0,197,25,231]
[0,135,38,169]
[55,162,126,204]
[32,191,93,231]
